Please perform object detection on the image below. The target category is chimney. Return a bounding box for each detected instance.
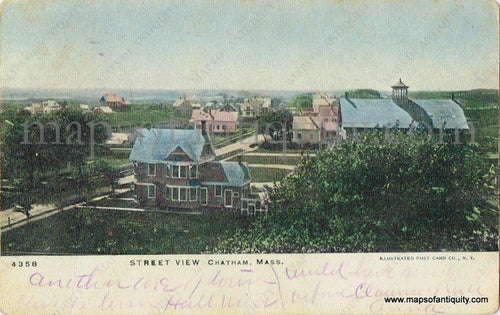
[237,154,242,164]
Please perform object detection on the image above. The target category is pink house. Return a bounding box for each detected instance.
[312,105,339,138]
[192,109,239,133]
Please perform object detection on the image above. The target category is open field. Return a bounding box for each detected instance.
[1,208,248,255]
[103,107,174,129]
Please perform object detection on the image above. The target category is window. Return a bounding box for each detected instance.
[242,200,248,210]
[171,187,178,200]
[180,188,187,201]
[148,163,156,176]
[164,185,169,200]
[297,132,302,140]
[190,188,197,201]
[172,165,180,178]
[233,192,239,197]
[215,185,222,197]
[224,190,233,207]
[249,204,255,215]
[201,188,208,205]
[170,187,190,201]
[324,118,328,122]
[173,165,188,178]
[190,165,197,178]
[147,185,156,198]
[217,125,220,130]
[180,165,187,178]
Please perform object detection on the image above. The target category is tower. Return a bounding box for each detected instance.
[391,78,409,100]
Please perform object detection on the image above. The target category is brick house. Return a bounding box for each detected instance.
[129,125,252,212]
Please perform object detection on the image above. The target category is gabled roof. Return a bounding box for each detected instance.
[293,116,319,130]
[129,129,215,163]
[101,93,125,104]
[199,161,250,186]
[340,98,413,129]
[411,99,469,130]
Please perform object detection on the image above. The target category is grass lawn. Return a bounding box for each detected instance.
[1,208,249,255]
[253,147,308,154]
[105,158,131,167]
[228,155,301,165]
[103,107,174,129]
[250,167,291,182]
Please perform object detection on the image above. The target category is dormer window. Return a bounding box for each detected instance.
[180,165,188,178]
[172,165,180,178]
[148,163,156,176]
[172,165,188,178]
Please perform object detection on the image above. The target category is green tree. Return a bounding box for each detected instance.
[213,131,497,253]
[289,93,312,111]
[345,89,381,99]
[1,108,110,212]
[258,108,293,140]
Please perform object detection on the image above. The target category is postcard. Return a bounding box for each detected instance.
[0,0,499,314]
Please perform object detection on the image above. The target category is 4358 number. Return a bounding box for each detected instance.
[12,261,37,267]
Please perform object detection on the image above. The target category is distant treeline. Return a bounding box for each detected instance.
[410,89,498,102]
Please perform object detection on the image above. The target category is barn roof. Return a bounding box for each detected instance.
[411,99,469,130]
[340,98,414,129]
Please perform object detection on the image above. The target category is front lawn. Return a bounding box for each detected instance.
[249,167,291,182]
[1,208,249,255]
[228,155,302,165]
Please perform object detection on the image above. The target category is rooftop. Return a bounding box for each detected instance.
[391,78,409,89]
[340,98,414,129]
[102,93,125,104]
[293,116,319,130]
[129,128,215,163]
[411,99,469,130]
[199,161,250,186]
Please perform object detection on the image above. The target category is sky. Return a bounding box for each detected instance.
[0,0,498,91]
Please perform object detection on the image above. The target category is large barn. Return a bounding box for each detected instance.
[340,79,469,134]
